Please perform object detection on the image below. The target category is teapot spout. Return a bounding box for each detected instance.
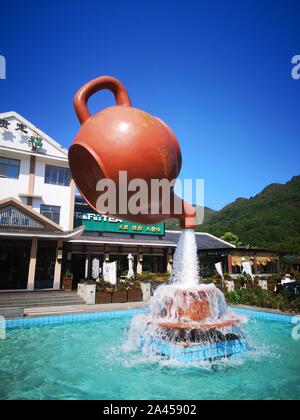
[171,193,197,229]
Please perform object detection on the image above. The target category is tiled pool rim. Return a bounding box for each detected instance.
[142,337,247,362]
[1,306,300,330]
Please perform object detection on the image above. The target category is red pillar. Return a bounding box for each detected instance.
[228,254,232,274]
[253,255,258,274]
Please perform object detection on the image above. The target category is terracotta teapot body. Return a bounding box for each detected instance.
[69,76,195,227]
[176,291,210,322]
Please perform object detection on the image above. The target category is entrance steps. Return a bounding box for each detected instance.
[24,305,85,317]
[0,291,85,309]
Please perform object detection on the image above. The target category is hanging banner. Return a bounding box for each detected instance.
[103,261,117,285]
[242,261,254,280]
[127,253,135,279]
[215,262,224,279]
[91,258,100,280]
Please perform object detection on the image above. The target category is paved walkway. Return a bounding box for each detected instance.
[24,301,148,318]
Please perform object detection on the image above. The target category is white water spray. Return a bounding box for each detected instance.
[170,229,199,288]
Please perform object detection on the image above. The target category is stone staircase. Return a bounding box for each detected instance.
[0,290,85,309]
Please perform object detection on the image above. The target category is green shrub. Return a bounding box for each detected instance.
[96,279,114,292]
[135,272,156,282]
[225,287,300,313]
[135,272,169,283]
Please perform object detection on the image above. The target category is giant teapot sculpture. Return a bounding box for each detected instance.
[68,76,196,228]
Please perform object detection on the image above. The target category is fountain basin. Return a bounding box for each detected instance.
[143,336,247,362]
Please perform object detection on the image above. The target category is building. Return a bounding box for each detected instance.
[287,257,300,273]
[0,112,83,290]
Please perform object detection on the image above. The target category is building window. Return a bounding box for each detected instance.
[40,205,61,225]
[45,165,70,186]
[0,157,20,179]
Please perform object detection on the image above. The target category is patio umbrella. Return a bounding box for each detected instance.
[215,262,224,287]
[127,253,134,279]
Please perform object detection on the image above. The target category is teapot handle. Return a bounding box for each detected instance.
[74,76,132,124]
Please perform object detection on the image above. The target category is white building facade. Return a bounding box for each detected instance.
[0,111,83,290]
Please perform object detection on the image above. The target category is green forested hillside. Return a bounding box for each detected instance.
[197,176,300,252]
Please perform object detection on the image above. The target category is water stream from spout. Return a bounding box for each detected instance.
[169,228,199,288]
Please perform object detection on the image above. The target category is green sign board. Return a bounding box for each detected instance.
[74,206,165,236]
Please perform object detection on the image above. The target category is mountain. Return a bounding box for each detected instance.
[196,176,300,253]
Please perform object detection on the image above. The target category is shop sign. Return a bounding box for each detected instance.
[74,205,165,236]
[207,251,227,257]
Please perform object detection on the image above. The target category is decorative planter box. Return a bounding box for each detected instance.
[225,280,234,292]
[112,290,127,303]
[140,281,151,301]
[234,281,243,290]
[127,288,143,302]
[258,280,268,290]
[63,277,73,292]
[95,291,112,304]
[78,283,96,304]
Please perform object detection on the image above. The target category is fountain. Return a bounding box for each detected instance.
[68,75,247,363]
[130,229,246,362]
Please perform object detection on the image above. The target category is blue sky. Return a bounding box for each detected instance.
[0,0,299,210]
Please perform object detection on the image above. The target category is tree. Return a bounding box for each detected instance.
[221,232,242,247]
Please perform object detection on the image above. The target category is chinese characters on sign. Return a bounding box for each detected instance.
[28,136,43,149]
[119,224,162,233]
[0,119,44,150]
[16,123,28,134]
[0,119,10,129]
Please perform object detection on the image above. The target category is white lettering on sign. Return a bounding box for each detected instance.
[75,211,123,223]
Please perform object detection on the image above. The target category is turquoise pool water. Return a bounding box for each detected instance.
[0,314,299,400]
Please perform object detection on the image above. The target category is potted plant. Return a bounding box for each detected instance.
[95,280,113,304]
[154,272,170,283]
[63,270,73,292]
[135,272,156,282]
[127,281,143,302]
[112,281,128,303]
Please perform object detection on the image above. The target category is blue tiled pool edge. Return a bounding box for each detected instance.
[4,309,147,329]
[230,306,300,324]
[144,338,247,362]
[2,306,300,330]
